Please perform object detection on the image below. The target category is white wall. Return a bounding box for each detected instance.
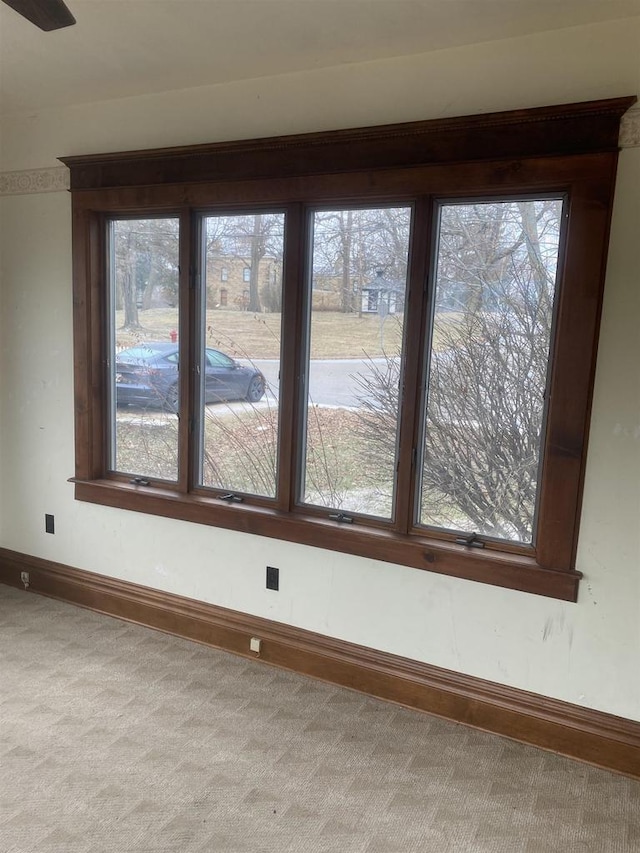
[1,18,639,720]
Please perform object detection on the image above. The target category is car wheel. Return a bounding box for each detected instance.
[245,375,265,403]
[165,384,180,413]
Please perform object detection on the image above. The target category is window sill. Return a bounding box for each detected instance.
[72,478,581,602]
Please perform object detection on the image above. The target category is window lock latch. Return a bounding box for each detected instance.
[455,532,485,549]
[219,492,244,503]
[130,477,151,486]
[329,512,354,524]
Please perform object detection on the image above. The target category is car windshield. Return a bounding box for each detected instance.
[117,346,166,363]
[207,350,235,367]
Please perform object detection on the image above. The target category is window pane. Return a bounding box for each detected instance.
[108,218,180,481]
[301,207,412,518]
[198,213,285,498]
[419,199,563,543]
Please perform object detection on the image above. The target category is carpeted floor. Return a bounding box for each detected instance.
[1,585,638,853]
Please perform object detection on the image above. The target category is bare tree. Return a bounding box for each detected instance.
[313,208,411,313]
[246,214,265,312]
[113,219,179,329]
[313,210,356,312]
[353,199,562,541]
[114,224,142,330]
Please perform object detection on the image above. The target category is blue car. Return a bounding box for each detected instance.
[115,343,265,412]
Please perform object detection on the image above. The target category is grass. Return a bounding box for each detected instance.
[303,406,392,512]
[114,307,459,360]
[114,403,393,516]
[202,403,393,514]
[114,415,179,481]
[113,403,484,527]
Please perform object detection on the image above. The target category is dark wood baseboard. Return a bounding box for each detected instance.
[1,547,638,779]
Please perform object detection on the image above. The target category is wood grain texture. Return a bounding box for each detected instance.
[1,547,638,779]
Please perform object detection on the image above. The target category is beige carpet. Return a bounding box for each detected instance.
[1,585,638,853]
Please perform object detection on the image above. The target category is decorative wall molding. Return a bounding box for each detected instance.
[1,547,639,780]
[620,107,640,148]
[0,166,69,196]
[0,105,636,196]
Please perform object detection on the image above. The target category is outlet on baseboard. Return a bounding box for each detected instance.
[45,514,55,534]
[20,572,30,588]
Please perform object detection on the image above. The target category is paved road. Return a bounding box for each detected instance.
[242,357,395,408]
[116,357,395,423]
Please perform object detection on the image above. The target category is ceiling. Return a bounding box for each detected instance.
[1,0,639,115]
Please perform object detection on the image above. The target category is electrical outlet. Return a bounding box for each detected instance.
[45,514,55,534]
[20,572,30,588]
[250,637,261,654]
[266,565,279,590]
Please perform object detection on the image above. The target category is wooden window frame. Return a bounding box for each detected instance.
[62,96,636,602]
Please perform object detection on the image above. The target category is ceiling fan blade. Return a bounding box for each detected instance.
[2,0,75,31]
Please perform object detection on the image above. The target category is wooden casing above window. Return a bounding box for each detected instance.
[62,96,637,602]
[62,98,632,191]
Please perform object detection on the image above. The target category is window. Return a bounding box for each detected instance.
[199,212,284,497]
[63,96,636,601]
[302,206,411,518]
[109,218,180,480]
[221,267,229,282]
[419,198,562,544]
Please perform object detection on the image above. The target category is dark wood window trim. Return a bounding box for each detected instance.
[62,96,636,603]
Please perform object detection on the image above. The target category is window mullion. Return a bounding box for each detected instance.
[95,212,110,479]
[394,197,434,534]
[277,202,306,511]
[178,207,194,493]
